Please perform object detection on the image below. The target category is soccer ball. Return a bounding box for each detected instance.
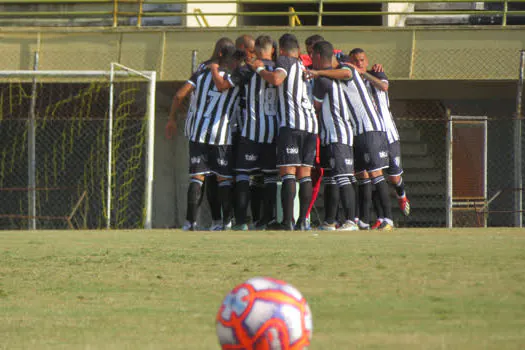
[216,277,313,350]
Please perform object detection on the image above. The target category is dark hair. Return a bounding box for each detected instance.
[279,33,299,52]
[218,45,237,65]
[313,41,334,61]
[255,35,274,50]
[235,34,255,50]
[349,47,365,56]
[211,37,235,61]
[305,34,325,47]
[272,40,278,61]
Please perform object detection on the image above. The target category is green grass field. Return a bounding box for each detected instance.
[1,228,525,349]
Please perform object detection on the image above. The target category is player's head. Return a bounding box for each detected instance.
[305,34,325,57]
[211,37,235,61]
[349,47,368,70]
[236,34,256,62]
[312,41,334,69]
[279,34,300,58]
[255,35,274,60]
[218,45,238,70]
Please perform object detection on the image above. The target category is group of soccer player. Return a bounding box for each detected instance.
[165,33,410,232]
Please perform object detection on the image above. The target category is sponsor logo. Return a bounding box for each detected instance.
[286,147,299,155]
[217,158,229,166]
[190,157,201,164]
[329,158,336,168]
[245,154,258,162]
[379,151,388,159]
[345,158,353,166]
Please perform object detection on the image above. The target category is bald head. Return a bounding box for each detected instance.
[235,34,255,62]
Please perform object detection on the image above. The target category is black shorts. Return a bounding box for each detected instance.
[320,143,354,177]
[231,132,240,170]
[188,141,234,178]
[277,127,317,168]
[234,137,278,173]
[354,131,389,173]
[387,140,403,176]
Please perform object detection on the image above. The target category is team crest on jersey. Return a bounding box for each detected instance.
[217,158,229,166]
[345,158,353,166]
[330,158,336,168]
[379,151,388,159]
[190,157,201,164]
[364,153,370,162]
[286,147,299,155]
[394,156,401,167]
[245,154,258,162]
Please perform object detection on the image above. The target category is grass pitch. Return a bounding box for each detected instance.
[1,228,525,349]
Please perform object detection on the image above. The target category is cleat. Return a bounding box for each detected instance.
[266,221,293,231]
[371,219,383,230]
[318,222,337,231]
[398,196,410,216]
[378,220,394,231]
[232,223,249,231]
[255,219,276,231]
[223,221,233,231]
[357,220,370,230]
[182,221,197,231]
[338,220,359,231]
[209,220,223,231]
[294,219,310,231]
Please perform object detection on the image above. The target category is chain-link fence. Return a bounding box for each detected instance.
[0,74,153,230]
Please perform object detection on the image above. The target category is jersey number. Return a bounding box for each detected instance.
[264,87,277,117]
[204,90,222,118]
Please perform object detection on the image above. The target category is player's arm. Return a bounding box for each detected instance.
[312,78,329,114]
[248,59,287,86]
[209,63,234,92]
[308,67,352,81]
[165,81,194,139]
[362,70,389,92]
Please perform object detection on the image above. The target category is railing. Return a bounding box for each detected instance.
[0,0,524,27]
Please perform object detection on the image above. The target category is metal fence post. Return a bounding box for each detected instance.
[28,52,39,230]
[514,50,525,227]
[446,109,453,228]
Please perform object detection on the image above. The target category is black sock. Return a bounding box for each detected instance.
[186,178,203,223]
[358,178,372,224]
[263,175,278,224]
[281,174,296,225]
[206,175,222,221]
[336,176,355,222]
[372,186,384,219]
[372,175,392,220]
[323,177,338,224]
[298,176,313,224]
[394,177,406,198]
[218,180,233,225]
[350,176,359,220]
[250,175,264,223]
[235,174,250,225]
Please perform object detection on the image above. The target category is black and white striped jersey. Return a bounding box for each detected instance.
[276,56,318,134]
[313,75,353,146]
[365,70,400,144]
[185,68,240,145]
[185,60,211,138]
[340,64,386,135]
[233,59,279,144]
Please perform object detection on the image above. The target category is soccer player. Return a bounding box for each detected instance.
[194,37,235,231]
[165,46,241,231]
[212,35,279,230]
[249,33,318,231]
[349,48,410,227]
[311,41,358,231]
[308,55,394,231]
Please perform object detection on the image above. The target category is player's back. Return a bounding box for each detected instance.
[276,55,317,134]
[340,64,385,135]
[187,68,240,146]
